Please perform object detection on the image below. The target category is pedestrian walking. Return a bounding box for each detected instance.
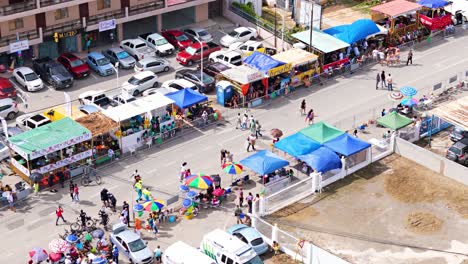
[376,73,381,89]
[73,184,80,203]
[179,162,187,182]
[33,181,39,196]
[234,205,243,223]
[135,181,143,202]
[112,244,119,264]
[387,74,393,91]
[101,188,109,207]
[220,149,226,166]
[353,129,358,138]
[154,246,162,263]
[300,99,306,115]
[235,113,242,129]
[241,114,248,130]
[305,109,315,125]
[246,134,256,152]
[381,71,387,89]
[122,201,130,226]
[7,191,15,212]
[86,37,92,53]
[201,110,208,125]
[381,108,386,117]
[246,192,253,214]
[249,118,256,134]
[108,192,117,212]
[55,205,67,225]
[238,188,244,207]
[406,49,413,65]
[255,120,262,138]
[69,180,74,202]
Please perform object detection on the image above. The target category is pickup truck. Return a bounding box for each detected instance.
[32,57,74,89]
[120,39,154,61]
[79,90,136,110]
[16,113,51,131]
[176,42,221,66]
[138,33,175,56]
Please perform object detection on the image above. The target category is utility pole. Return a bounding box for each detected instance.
[274,4,277,49]
[308,1,314,53]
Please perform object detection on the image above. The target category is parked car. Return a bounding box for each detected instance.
[113,93,137,105]
[175,69,215,93]
[32,57,74,89]
[447,138,468,166]
[183,27,213,42]
[0,77,17,99]
[198,61,231,77]
[161,79,198,92]
[450,126,468,142]
[138,33,175,56]
[229,40,264,55]
[122,71,159,96]
[0,126,23,139]
[79,90,118,110]
[0,98,19,120]
[226,224,269,256]
[220,27,257,47]
[141,87,177,97]
[120,39,154,60]
[78,104,100,115]
[0,142,9,161]
[208,50,243,66]
[176,42,221,66]
[57,53,90,79]
[86,52,115,77]
[134,57,170,74]
[16,113,51,131]
[161,29,193,50]
[102,47,136,69]
[110,223,154,264]
[13,67,44,92]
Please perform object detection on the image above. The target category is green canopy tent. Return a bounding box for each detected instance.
[376,111,413,130]
[299,121,345,144]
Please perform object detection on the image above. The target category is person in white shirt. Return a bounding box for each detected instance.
[108,148,115,160]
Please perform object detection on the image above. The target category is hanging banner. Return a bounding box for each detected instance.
[9,40,29,53]
[11,158,30,176]
[267,63,292,77]
[31,150,92,174]
[99,19,116,32]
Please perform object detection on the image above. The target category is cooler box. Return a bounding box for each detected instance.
[216,80,233,107]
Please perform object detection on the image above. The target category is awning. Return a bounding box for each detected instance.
[274,133,321,157]
[243,51,286,74]
[323,19,381,44]
[298,147,342,173]
[418,0,450,8]
[371,0,422,18]
[323,133,371,157]
[299,121,345,144]
[240,150,290,175]
[220,65,265,85]
[103,93,174,122]
[376,111,413,130]
[430,95,468,131]
[291,30,350,53]
[165,88,208,109]
[271,49,318,67]
[75,112,119,136]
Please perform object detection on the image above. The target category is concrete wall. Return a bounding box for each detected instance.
[0,15,36,36]
[45,5,80,26]
[0,0,9,8]
[195,3,208,22]
[88,0,122,16]
[394,138,468,186]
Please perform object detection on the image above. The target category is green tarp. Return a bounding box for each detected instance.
[377,111,413,130]
[299,121,345,144]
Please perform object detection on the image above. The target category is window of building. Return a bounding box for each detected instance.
[8,18,24,31]
[97,0,111,10]
[55,8,69,20]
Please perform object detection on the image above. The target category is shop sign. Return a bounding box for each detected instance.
[99,19,116,32]
[9,40,29,53]
[9,142,29,160]
[28,132,92,160]
[11,158,30,176]
[56,30,78,39]
[32,149,92,174]
[268,63,293,77]
[291,68,317,87]
[246,71,265,83]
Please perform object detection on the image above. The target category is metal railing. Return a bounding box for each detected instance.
[264,176,314,215]
[128,1,165,16]
[43,19,83,36]
[40,0,75,7]
[0,0,36,16]
[0,29,40,47]
[86,9,126,26]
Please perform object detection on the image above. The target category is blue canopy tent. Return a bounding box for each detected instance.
[240,150,290,175]
[165,88,208,109]
[323,133,371,157]
[418,0,449,8]
[274,133,321,157]
[323,19,380,44]
[298,147,342,173]
[243,51,285,74]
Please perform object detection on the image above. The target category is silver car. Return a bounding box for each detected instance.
[102,47,136,69]
[110,223,154,264]
[0,98,19,120]
[183,27,213,42]
[12,67,44,92]
[134,57,170,74]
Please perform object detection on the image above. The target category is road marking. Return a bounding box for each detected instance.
[91,73,99,80]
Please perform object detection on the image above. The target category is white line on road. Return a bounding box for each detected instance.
[91,73,99,80]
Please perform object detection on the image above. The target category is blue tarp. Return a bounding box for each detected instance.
[323,133,371,157]
[323,19,380,44]
[165,88,208,109]
[298,147,342,173]
[240,150,290,175]
[418,0,449,8]
[274,133,321,157]
[243,51,285,74]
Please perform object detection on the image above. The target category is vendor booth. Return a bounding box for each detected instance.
[324,19,381,45]
[165,88,216,127]
[218,65,266,107]
[298,147,342,173]
[418,0,453,31]
[274,133,321,157]
[75,112,120,165]
[8,117,92,184]
[299,121,345,144]
[271,49,319,88]
[240,150,290,186]
[102,93,175,154]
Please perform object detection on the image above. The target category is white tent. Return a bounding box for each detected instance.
[103,93,174,122]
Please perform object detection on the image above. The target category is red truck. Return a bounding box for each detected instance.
[176,42,221,66]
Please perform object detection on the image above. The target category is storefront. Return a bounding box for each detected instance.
[123,16,158,39]
[161,7,195,29]
[218,65,266,107]
[39,29,80,58]
[272,49,319,88]
[8,117,92,185]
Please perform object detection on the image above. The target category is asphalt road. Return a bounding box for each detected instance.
[1,29,468,263]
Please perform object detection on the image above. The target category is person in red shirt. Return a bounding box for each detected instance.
[55,205,67,225]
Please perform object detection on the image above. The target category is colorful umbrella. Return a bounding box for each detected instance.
[142,199,165,211]
[179,185,189,193]
[401,97,419,107]
[399,86,417,97]
[29,247,48,262]
[186,191,197,199]
[49,239,70,253]
[213,188,225,197]
[49,252,63,262]
[92,257,108,264]
[133,203,144,212]
[270,128,283,138]
[182,198,192,208]
[185,174,213,189]
[222,162,243,175]
[65,234,78,244]
[91,228,105,239]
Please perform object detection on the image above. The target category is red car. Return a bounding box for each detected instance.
[0,77,17,99]
[57,53,90,79]
[161,30,193,50]
[176,42,221,66]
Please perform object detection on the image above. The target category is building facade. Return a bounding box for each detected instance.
[0,0,222,63]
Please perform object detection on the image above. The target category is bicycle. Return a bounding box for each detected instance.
[81,167,102,186]
[59,228,83,240]
[70,216,96,233]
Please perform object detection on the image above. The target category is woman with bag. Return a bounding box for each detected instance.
[246,134,256,152]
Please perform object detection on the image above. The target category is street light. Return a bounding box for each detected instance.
[110,62,120,92]
[274,4,277,49]
[194,37,204,87]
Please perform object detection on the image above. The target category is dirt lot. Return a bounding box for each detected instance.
[268,155,468,264]
[414,128,454,157]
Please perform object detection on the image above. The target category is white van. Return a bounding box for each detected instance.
[201,229,263,264]
[163,241,216,264]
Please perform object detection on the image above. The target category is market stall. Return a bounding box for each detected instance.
[418,0,452,31]
[8,117,92,184]
[271,49,319,88]
[165,88,214,128]
[75,112,120,165]
[240,150,290,185]
[102,93,175,154]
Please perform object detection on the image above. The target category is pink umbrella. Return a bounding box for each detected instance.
[213,188,225,197]
[49,239,70,253]
[49,252,63,262]
[29,247,48,263]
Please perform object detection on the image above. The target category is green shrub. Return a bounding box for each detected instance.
[232,1,257,17]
